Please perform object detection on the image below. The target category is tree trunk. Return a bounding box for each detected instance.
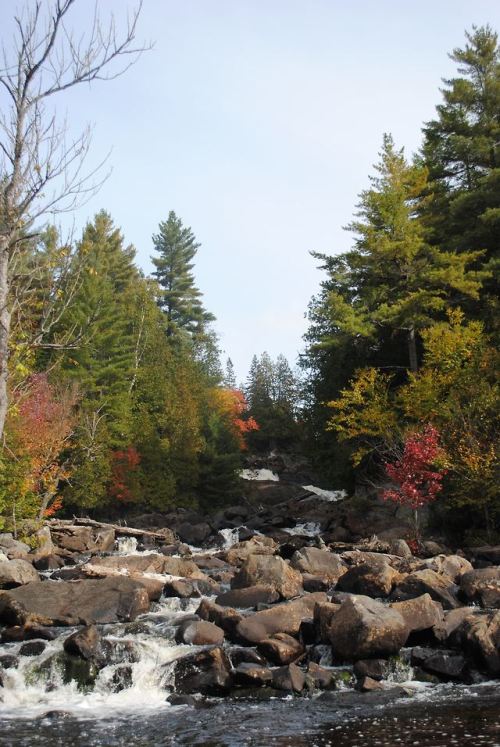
[408,326,418,373]
[0,242,11,442]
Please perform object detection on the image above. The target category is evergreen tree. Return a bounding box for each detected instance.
[223,357,237,389]
[151,211,215,338]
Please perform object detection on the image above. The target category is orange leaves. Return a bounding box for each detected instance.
[211,388,259,450]
[110,446,141,502]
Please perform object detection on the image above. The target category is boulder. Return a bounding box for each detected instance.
[434,607,479,643]
[460,568,500,607]
[196,599,242,636]
[175,522,212,546]
[391,569,460,609]
[233,663,273,687]
[1,623,56,642]
[86,554,207,580]
[0,577,150,626]
[34,527,55,556]
[329,596,408,661]
[271,663,305,692]
[163,579,199,599]
[235,593,327,645]
[63,625,101,660]
[177,620,225,646]
[50,525,115,554]
[353,659,388,681]
[411,647,467,679]
[231,555,303,600]
[257,633,305,665]
[390,594,444,634]
[173,647,232,694]
[302,575,331,592]
[388,540,412,558]
[290,548,345,584]
[337,560,399,598]
[306,661,334,689]
[19,640,46,657]
[216,585,279,609]
[0,559,40,588]
[224,536,276,566]
[0,654,19,669]
[421,554,473,583]
[357,676,385,691]
[33,554,64,572]
[455,610,500,675]
[0,533,30,557]
[314,601,340,644]
[228,647,267,668]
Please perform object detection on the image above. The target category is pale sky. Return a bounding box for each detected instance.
[2,1,499,381]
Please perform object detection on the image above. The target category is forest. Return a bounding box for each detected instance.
[0,21,498,544]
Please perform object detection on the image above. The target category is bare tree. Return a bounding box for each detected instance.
[0,0,150,440]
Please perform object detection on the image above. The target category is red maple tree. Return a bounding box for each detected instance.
[110,446,141,502]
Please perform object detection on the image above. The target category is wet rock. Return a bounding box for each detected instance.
[411,647,467,679]
[109,665,133,692]
[63,625,101,660]
[271,662,305,692]
[314,601,340,644]
[337,559,399,598]
[216,585,280,609]
[0,654,19,669]
[460,568,500,607]
[176,522,212,546]
[192,555,227,570]
[0,577,150,626]
[0,559,40,588]
[391,569,461,610]
[330,596,408,661]
[257,632,305,665]
[290,548,345,584]
[421,540,449,557]
[196,599,242,636]
[235,593,327,645]
[19,640,47,656]
[231,555,303,600]
[173,647,232,695]
[166,693,197,707]
[353,658,388,681]
[50,525,115,554]
[229,647,267,667]
[177,620,225,646]
[1,624,56,642]
[357,675,385,691]
[390,593,444,634]
[455,609,500,675]
[233,662,273,687]
[306,661,334,689]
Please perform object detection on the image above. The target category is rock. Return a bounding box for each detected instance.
[1,623,56,642]
[353,659,388,681]
[196,599,242,636]
[164,579,199,599]
[390,594,444,634]
[216,585,280,609]
[318,687,413,707]
[33,554,64,571]
[314,601,340,644]
[421,555,473,582]
[177,620,225,646]
[224,536,276,566]
[0,559,40,588]
[460,568,500,606]
[228,647,267,667]
[434,607,479,643]
[337,560,399,598]
[0,654,19,669]
[50,525,115,553]
[329,596,408,661]
[87,554,207,580]
[302,574,331,592]
[231,555,303,600]
[19,640,46,656]
[63,625,101,659]
[479,588,500,608]
[0,577,150,626]
[391,569,460,610]
[469,546,500,565]
[166,693,197,707]
[257,633,305,665]
[175,522,212,546]
[35,527,54,556]
[271,662,305,692]
[0,533,30,557]
[233,663,273,687]
[421,540,449,557]
[455,610,500,675]
[235,593,327,645]
[411,647,467,679]
[290,548,345,584]
[173,647,232,695]
[357,675,385,691]
[388,540,412,558]
[306,661,334,689]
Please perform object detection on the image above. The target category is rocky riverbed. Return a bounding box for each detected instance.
[0,494,499,745]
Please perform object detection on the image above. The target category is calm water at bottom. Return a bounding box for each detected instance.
[1,685,499,747]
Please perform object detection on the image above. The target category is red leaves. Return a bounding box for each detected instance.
[382,425,446,511]
[212,388,259,450]
[110,446,141,502]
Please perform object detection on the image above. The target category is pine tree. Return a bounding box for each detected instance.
[151,211,215,338]
[223,357,237,389]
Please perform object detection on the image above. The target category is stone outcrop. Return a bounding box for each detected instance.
[329,596,408,661]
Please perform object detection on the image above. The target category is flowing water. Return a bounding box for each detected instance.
[1,542,499,745]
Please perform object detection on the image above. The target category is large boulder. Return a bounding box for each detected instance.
[329,596,408,661]
[271,662,305,692]
[337,559,399,598]
[63,625,102,659]
[460,568,500,607]
[0,577,150,626]
[177,620,225,646]
[50,525,115,553]
[231,555,303,600]
[391,569,461,610]
[411,647,467,680]
[87,554,207,580]
[454,610,500,675]
[196,599,242,636]
[421,555,473,583]
[257,633,305,665]
[235,593,327,645]
[0,533,30,558]
[390,594,444,634]
[290,548,345,584]
[175,522,212,546]
[216,585,280,608]
[173,647,232,694]
[224,536,276,566]
[0,559,39,589]
[314,601,340,644]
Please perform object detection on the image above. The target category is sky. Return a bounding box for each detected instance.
[1,0,500,381]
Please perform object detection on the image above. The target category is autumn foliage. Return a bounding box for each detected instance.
[212,388,259,449]
[110,446,141,502]
[382,425,446,511]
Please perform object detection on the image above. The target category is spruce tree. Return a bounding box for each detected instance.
[151,211,215,337]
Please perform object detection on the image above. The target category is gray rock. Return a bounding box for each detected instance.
[231,555,303,600]
[290,548,345,583]
[330,596,408,661]
[173,647,232,695]
[0,559,40,588]
[235,593,327,645]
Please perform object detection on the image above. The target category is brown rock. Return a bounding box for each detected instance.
[196,599,242,636]
[178,620,225,646]
[390,593,444,633]
[337,560,399,598]
[50,525,115,553]
[306,661,334,689]
[231,555,303,600]
[173,647,232,694]
[455,610,500,675]
[421,554,473,582]
[257,633,304,665]
[357,675,385,691]
[0,559,39,589]
[460,568,500,606]
[271,662,305,692]
[63,625,101,659]
[330,596,408,661]
[235,593,327,644]
[391,569,460,610]
[216,585,279,609]
[290,548,345,584]
[233,663,272,687]
[314,601,340,643]
[224,536,276,566]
